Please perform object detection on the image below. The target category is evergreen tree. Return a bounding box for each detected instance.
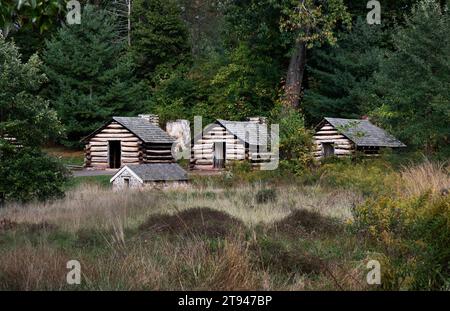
[0,36,62,147]
[130,0,190,80]
[366,0,450,153]
[0,37,68,203]
[43,5,146,146]
[304,18,385,125]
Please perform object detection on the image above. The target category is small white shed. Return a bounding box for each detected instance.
[110,163,188,190]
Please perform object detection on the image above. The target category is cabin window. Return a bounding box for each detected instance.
[108,141,121,169]
[322,143,335,158]
[124,177,130,188]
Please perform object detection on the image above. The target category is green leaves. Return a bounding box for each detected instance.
[0,37,62,147]
[0,147,69,202]
[280,0,351,48]
[0,0,66,36]
[0,38,68,202]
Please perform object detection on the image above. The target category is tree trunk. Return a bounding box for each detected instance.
[285,41,307,109]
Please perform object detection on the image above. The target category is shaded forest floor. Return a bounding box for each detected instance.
[0,158,449,290]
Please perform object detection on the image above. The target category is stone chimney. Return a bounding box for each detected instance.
[247,117,267,124]
[139,114,160,126]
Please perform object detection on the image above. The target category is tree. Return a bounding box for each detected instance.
[130,0,190,80]
[303,18,385,125]
[208,43,281,120]
[280,0,351,109]
[0,36,68,202]
[43,5,147,146]
[0,35,62,146]
[0,0,66,38]
[365,0,450,153]
[224,0,351,109]
[178,0,226,58]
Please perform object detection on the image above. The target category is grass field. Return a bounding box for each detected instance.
[0,159,448,290]
[43,146,85,166]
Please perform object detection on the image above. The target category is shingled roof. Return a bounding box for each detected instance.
[322,117,406,148]
[114,163,188,182]
[82,117,174,144]
[216,119,268,146]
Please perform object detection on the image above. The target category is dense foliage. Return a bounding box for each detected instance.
[43,5,147,146]
[0,37,68,202]
[130,0,190,80]
[0,0,449,202]
[365,0,450,153]
[353,193,450,290]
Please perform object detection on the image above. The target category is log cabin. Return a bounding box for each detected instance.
[82,115,175,169]
[190,117,273,170]
[313,117,406,160]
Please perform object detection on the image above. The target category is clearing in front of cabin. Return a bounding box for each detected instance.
[0,159,448,291]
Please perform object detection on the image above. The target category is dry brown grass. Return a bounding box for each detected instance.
[0,245,70,290]
[397,160,450,197]
[0,181,367,291]
[0,183,359,232]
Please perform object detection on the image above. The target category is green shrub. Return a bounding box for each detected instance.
[270,106,314,175]
[352,192,450,290]
[0,147,69,202]
[317,159,396,196]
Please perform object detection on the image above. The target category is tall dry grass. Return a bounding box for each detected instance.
[397,160,450,197]
[6,161,447,290]
[0,184,359,232]
[0,245,69,290]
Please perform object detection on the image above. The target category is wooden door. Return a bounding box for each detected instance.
[213,142,225,168]
[322,143,335,158]
[109,141,121,169]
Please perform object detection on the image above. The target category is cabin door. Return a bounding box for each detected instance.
[322,143,335,158]
[213,142,226,169]
[109,141,121,169]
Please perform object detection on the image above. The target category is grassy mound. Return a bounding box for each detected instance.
[139,207,245,239]
[270,209,343,237]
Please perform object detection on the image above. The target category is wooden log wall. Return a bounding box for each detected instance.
[84,121,143,168]
[313,122,355,160]
[143,143,174,163]
[190,125,246,170]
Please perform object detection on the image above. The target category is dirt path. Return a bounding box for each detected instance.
[72,168,224,177]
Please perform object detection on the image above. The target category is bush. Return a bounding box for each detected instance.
[317,159,396,196]
[352,192,450,290]
[0,147,69,203]
[270,106,314,175]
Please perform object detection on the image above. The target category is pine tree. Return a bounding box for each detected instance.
[0,37,68,202]
[43,5,147,146]
[0,35,62,147]
[304,18,385,124]
[130,0,190,80]
[366,0,450,153]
